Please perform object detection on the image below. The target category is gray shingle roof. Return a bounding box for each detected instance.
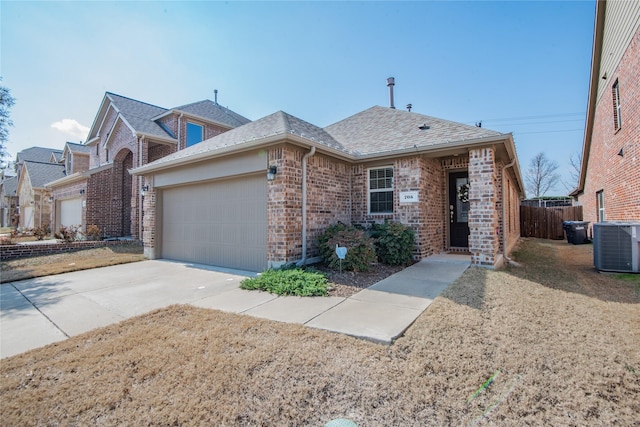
[324,106,502,156]
[17,147,63,164]
[106,93,171,140]
[1,176,18,196]
[23,161,66,188]
[144,111,343,167]
[173,100,251,128]
[66,142,92,154]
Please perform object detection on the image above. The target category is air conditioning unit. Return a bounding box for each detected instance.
[593,222,640,273]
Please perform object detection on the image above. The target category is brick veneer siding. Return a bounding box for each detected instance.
[0,240,140,261]
[578,28,640,225]
[142,185,157,260]
[71,154,89,174]
[468,148,500,267]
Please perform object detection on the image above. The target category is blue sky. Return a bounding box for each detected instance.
[1,1,595,195]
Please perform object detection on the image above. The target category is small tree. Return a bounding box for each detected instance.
[562,151,582,193]
[0,78,16,163]
[525,152,560,198]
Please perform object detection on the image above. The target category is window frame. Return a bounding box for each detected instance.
[596,190,605,222]
[186,122,204,147]
[367,166,394,215]
[612,79,622,132]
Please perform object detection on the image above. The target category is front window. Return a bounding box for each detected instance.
[597,190,605,222]
[612,80,622,131]
[369,167,394,214]
[186,122,204,147]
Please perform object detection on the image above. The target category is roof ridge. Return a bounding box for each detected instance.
[106,92,168,111]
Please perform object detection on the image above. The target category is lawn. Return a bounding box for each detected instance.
[1,239,638,425]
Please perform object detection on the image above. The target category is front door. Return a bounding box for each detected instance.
[449,171,470,248]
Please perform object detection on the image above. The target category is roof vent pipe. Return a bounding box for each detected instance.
[386,77,395,109]
[214,89,218,105]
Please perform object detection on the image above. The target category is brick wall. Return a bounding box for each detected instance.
[468,148,499,267]
[72,154,90,174]
[0,240,140,261]
[579,28,640,225]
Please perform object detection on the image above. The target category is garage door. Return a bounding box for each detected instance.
[22,206,34,229]
[161,174,267,272]
[60,198,83,228]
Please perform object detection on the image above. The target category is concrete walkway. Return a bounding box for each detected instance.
[1,254,470,358]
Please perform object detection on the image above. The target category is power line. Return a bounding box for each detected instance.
[475,112,585,123]
[515,128,584,135]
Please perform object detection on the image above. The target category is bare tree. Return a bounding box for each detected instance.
[525,152,560,198]
[0,77,16,162]
[562,151,582,193]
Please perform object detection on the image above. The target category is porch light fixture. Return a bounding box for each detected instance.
[141,185,150,196]
[267,165,277,181]
[79,189,85,195]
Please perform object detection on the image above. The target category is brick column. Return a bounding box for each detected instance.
[468,148,499,267]
[142,182,156,260]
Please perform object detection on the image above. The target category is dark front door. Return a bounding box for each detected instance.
[449,171,470,248]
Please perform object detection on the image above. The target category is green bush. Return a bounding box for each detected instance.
[371,221,416,266]
[318,222,376,272]
[240,268,328,296]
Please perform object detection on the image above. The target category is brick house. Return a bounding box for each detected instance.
[570,0,640,225]
[45,142,91,232]
[46,92,250,238]
[0,175,18,227]
[14,147,64,229]
[133,105,524,272]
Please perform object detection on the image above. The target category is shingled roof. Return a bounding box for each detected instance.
[22,161,66,189]
[1,176,18,196]
[324,106,502,156]
[106,93,170,140]
[16,147,63,164]
[173,100,251,128]
[65,141,92,155]
[140,111,345,168]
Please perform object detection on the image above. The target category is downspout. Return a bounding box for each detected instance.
[138,136,144,241]
[502,159,517,265]
[298,146,316,266]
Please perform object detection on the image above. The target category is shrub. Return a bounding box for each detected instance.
[240,268,328,296]
[371,221,416,266]
[55,225,80,243]
[86,224,102,241]
[0,235,15,245]
[318,222,376,272]
[31,224,51,241]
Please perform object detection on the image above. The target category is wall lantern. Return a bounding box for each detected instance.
[79,189,85,195]
[141,185,150,196]
[267,165,277,181]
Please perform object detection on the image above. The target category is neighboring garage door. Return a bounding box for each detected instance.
[161,173,267,272]
[22,206,34,229]
[60,198,83,228]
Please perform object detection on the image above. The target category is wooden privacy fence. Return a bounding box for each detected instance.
[520,205,584,240]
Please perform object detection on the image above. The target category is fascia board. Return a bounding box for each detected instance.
[45,172,86,189]
[151,109,235,131]
[135,132,177,145]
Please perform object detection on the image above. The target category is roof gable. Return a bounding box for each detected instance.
[1,176,18,196]
[65,141,92,155]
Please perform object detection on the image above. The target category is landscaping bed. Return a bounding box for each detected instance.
[1,239,638,425]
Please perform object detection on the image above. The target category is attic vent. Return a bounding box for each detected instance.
[418,124,430,130]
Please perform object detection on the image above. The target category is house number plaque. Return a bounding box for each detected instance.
[400,191,419,203]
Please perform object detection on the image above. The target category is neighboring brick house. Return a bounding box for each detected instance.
[0,175,18,227]
[46,92,250,238]
[570,0,640,226]
[17,161,66,229]
[133,105,524,272]
[45,142,92,232]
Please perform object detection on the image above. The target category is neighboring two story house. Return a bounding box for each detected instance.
[46,92,251,238]
[570,0,640,225]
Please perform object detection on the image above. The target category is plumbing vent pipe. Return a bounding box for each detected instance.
[386,77,395,109]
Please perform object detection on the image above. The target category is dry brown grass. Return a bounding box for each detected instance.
[1,244,145,283]
[1,239,638,425]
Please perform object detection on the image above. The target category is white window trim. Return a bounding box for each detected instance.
[186,121,204,147]
[367,166,394,215]
[597,190,605,222]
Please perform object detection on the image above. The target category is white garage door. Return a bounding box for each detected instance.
[60,198,83,228]
[22,206,34,229]
[161,174,268,272]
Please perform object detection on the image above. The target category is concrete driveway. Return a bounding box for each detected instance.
[1,255,470,359]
